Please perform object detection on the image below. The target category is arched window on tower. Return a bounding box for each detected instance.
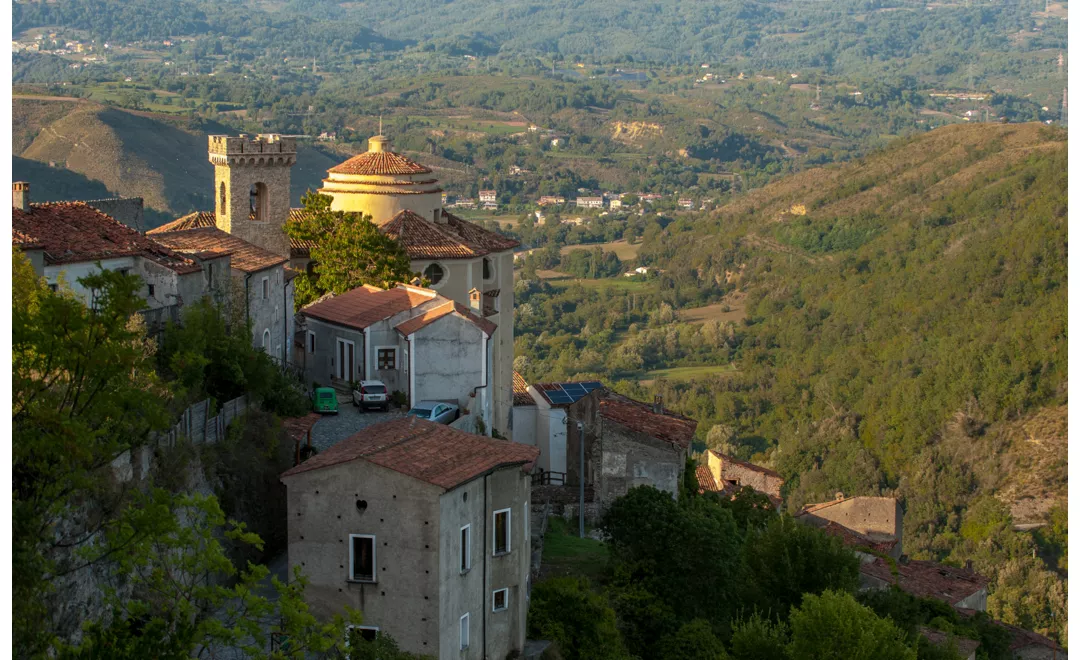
[249,182,268,222]
[219,182,226,216]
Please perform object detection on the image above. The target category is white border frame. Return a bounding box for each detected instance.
[348,533,376,583]
[345,624,380,647]
[460,523,471,573]
[422,261,448,290]
[492,587,509,612]
[460,613,470,650]
[374,344,398,371]
[493,508,511,555]
[261,275,269,299]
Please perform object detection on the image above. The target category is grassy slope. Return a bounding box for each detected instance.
[14,99,342,218]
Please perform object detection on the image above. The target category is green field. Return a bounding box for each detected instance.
[560,239,642,261]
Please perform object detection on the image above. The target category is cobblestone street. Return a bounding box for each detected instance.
[309,399,404,452]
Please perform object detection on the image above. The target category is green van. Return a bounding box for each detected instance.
[312,387,339,414]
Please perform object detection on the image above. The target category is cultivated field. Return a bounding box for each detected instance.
[560,239,642,261]
[678,290,748,324]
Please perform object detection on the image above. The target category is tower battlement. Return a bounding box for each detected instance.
[209,134,296,166]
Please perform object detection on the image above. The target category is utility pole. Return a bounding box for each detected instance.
[816,83,821,102]
[577,421,585,539]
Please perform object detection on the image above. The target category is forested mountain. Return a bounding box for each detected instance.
[514,122,1067,639]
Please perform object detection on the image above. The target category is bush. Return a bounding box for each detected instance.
[527,577,628,660]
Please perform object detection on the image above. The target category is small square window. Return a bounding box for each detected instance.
[349,535,376,582]
[377,348,396,370]
[460,613,470,650]
[493,508,511,555]
[492,588,508,612]
[147,284,155,297]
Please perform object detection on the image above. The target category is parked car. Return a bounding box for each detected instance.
[406,401,460,425]
[312,387,339,414]
[352,380,389,412]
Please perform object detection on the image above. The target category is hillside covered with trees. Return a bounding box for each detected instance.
[513,121,1068,642]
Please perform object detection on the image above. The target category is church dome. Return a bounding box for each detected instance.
[319,135,442,226]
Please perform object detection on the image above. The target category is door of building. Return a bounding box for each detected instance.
[336,338,355,381]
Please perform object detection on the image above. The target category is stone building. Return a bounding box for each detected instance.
[10,182,218,325]
[155,134,520,436]
[565,389,697,511]
[699,449,785,508]
[147,223,296,364]
[795,494,902,559]
[280,417,538,659]
[296,283,496,418]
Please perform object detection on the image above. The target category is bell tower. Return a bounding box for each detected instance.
[208,134,296,258]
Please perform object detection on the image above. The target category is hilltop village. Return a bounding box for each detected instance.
[11,132,1065,659]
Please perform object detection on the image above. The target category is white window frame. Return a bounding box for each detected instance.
[493,508,511,556]
[261,276,269,300]
[492,588,509,612]
[262,329,271,352]
[460,524,472,573]
[460,613,470,650]
[374,345,397,371]
[348,534,376,583]
[308,331,316,354]
[423,262,448,289]
[345,625,380,647]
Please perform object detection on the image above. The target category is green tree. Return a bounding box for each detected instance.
[659,619,729,660]
[787,590,916,660]
[285,192,417,308]
[12,253,170,655]
[728,613,790,660]
[527,577,628,660]
[740,515,860,617]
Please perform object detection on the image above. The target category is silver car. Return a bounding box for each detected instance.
[406,401,460,425]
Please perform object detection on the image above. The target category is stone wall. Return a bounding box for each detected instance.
[211,134,295,258]
[84,197,144,233]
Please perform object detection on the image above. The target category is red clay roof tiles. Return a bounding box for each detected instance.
[301,284,438,330]
[280,416,539,490]
[820,521,899,554]
[709,450,783,480]
[149,226,287,273]
[13,202,201,274]
[394,299,496,337]
[860,559,989,606]
[328,150,433,176]
[598,392,698,448]
[442,210,520,252]
[696,465,720,492]
[512,372,535,406]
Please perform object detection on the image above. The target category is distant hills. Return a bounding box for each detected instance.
[13,98,343,229]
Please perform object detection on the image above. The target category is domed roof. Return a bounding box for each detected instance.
[327,135,433,176]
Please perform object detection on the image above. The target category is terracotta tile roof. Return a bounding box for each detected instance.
[442,210,520,252]
[328,150,433,176]
[696,466,719,492]
[280,416,540,489]
[598,392,698,448]
[152,210,321,257]
[953,609,1063,653]
[147,211,216,234]
[710,450,783,480]
[381,209,486,259]
[860,559,988,606]
[13,202,201,274]
[820,521,899,555]
[282,413,321,445]
[918,627,980,657]
[513,372,535,406]
[12,227,44,249]
[301,283,438,330]
[394,299,496,337]
[149,226,287,273]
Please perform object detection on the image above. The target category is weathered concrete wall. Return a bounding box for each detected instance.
[799,496,903,556]
[300,318,365,385]
[85,197,144,233]
[45,255,196,314]
[705,451,784,502]
[490,251,515,437]
[364,324,406,393]
[411,315,485,412]
[511,406,537,448]
[243,265,289,362]
[282,460,442,654]
[20,247,46,275]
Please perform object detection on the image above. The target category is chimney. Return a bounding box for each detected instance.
[653,395,663,414]
[964,559,973,572]
[468,288,482,313]
[835,491,845,501]
[13,181,30,212]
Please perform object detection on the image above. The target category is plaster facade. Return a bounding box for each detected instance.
[232,264,292,363]
[282,454,530,658]
[797,496,903,558]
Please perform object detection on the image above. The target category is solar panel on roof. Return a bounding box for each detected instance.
[561,384,587,395]
[582,381,603,391]
[547,392,573,404]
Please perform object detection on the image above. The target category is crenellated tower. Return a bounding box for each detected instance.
[208,134,296,257]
